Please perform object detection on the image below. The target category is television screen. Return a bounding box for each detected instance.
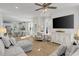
[53,15,74,28]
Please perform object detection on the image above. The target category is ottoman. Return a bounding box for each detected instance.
[16,40,32,52]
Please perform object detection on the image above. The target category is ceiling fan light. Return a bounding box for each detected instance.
[44,8,48,11]
[42,8,48,13]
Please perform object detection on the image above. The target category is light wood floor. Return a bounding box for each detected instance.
[25,37,60,56]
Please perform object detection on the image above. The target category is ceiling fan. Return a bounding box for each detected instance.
[35,3,57,12]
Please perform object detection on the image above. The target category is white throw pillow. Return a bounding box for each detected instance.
[10,37,16,46]
[0,39,5,56]
[2,37,11,49]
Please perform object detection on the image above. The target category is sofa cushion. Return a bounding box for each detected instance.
[2,36,11,49]
[69,45,78,55]
[72,49,79,56]
[4,46,26,56]
[0,39,5,56]
[65,45,78,56]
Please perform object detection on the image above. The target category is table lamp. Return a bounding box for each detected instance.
[0,26,6,37]
[74,29,79,44]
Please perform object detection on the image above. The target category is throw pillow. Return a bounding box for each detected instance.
[9,37,16,46]
[57,45,67,56]
[2,36,11,49]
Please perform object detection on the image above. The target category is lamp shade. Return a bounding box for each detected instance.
[74,29,79,40]
[0,26,6,33]
[77,29,79,37]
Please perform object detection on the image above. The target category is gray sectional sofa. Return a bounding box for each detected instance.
[0,36,32,56]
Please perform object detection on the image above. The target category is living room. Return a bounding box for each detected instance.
[0,3,79,56]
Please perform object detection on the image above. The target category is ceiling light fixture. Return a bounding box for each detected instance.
[42,8,48,13]
[16,6,18,9]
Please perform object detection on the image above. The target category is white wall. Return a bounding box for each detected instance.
[0,13,3,26]
[33,16,45,33]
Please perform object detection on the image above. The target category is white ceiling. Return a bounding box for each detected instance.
[0,3,79,18]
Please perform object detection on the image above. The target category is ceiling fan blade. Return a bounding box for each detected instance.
[48,7,57,9]
[35,8,43,11]
[35,3,42,6]
[46,3,52,6]
[43,3,47,5]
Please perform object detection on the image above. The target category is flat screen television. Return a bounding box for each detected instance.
[53,14,74,29]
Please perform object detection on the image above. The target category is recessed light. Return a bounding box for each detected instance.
[16,6,18,9]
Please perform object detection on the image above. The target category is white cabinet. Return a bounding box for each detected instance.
[51,30,74,45]
[52,31,66,45]
[55,31,65,44]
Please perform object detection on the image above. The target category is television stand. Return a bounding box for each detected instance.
[54,30,65,44]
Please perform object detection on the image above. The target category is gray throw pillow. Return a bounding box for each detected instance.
[9,37,16,46]
[2,36,11,49]
[57,45,67,56]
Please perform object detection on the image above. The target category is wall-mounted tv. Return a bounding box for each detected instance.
[53,14,74,29]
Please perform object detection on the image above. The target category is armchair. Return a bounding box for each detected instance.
[35,32,44,41]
